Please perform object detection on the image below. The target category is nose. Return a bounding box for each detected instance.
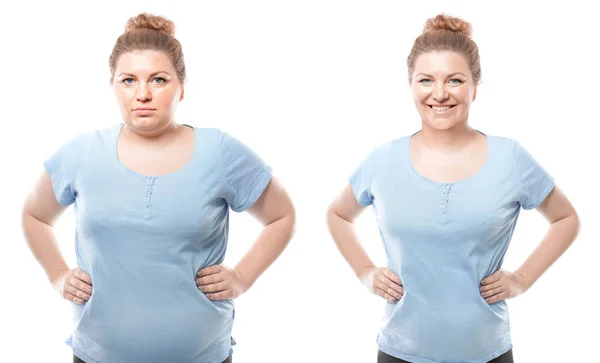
[432,83,448,102]
[136,83,152,102]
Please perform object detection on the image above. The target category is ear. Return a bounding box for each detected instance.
[179,85,185,102]
[472,86,477,102]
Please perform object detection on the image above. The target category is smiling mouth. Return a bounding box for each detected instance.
[429,105,456,112]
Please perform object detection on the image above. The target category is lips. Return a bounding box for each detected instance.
[429,105,456,112]
[133,108,155,111]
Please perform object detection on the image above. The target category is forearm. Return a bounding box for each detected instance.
[326,210,375,278]
[21,212,69,283]
[234,214,295,286]
[516,214,580,289]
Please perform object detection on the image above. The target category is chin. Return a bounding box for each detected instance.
[128,118,160,129]
[423,119,462,131]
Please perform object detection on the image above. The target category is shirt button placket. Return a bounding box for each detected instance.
[440,184,452,223]
[144,177,156,219]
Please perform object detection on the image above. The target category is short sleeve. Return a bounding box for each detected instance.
[348,145,386,207]
[220,131,273,212]
[512,139,555,210]
[43,137,83,207]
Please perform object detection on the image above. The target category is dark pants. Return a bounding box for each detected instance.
[377,349,514,363]
[73,354,233,363]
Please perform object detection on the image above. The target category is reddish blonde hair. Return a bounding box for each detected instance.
[407,14,481,84]
[109,13,186,84]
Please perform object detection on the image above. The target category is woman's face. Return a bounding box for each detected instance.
[411,51,477,131]
[112,50,184,135]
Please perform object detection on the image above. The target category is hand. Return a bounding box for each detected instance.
[196,265,251,300]
[51,268,93,305]
[480,269,529,304]
[359,266,404,303]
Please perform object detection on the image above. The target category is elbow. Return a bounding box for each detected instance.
[572,212,582,240]
[325,205,336,226]
[287,204,297,239]
[326,205,346,232]
[558,211,582,245]
[20,208,39,243]
[275,202,296,243]
[21,203,33,233]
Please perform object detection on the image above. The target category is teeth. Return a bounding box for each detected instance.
[431,105,452,112]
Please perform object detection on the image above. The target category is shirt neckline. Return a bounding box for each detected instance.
[112,122,197,180]
[406,130,492,187]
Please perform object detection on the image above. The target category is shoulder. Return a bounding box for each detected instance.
[488,135,533,163]
[365,136,406,162]
[485,134,548,178]
[203,128,258,155]
[49,126,110,158]
[484,133,523,150]
[44,125,117,184]
[191,127,227,146]
[190,127,260,164]
[481,133,521,162]
[352,136,407,180]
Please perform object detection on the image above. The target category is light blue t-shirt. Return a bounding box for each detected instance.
[349,132,555,363]
[44,123,272,363]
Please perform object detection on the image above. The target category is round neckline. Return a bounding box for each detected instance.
[113,122,197,180]
[406,130,491,187]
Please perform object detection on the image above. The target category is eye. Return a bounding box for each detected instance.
[122,78,135,84]
[153,77,166,84]
[418,79,432,85]
[449,78,463,85]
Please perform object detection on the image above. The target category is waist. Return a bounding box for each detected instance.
[380,293,510,361]
[70,274,234,360]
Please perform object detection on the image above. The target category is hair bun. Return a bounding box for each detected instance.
[125,13,176,37]
[424,14,472,38]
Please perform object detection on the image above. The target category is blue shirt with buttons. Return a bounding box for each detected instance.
[45,123,272,363]
[349,132,554,363]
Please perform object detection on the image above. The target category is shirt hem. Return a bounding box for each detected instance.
[66,333,234,363]
[231,169,273,212]
[523,179,555,210]
[66,335,99,363]
[377,341,513,363]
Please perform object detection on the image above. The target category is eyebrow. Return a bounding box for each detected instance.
[118,71,171,77]
[415,72,467,78]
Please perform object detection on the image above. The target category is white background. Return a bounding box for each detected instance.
[1,1,598,362]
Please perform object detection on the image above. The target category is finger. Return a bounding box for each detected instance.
[376,281,403,299]
[70,277,93,294]
[375,288,398,303]
[65,292,86,305]
[65,284,91,301]
[480,281,502,293]
[486,291,509,304]
[480,274,493,285]
[199,281,229,293]
[481,286,503,299]
[198,265,222,277]
[207,291,231,300]
[383,269,403,286]
[481,272,500,285]
[379,276,404,295]
[196,274,226,286]
[74,269,93,285]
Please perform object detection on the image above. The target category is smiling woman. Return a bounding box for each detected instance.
[326,13,580,363]
[408,15,479,135]
[21,12,295,363]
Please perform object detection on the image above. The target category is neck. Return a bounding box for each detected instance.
[122,121,180,144]
[415,122,480,151]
